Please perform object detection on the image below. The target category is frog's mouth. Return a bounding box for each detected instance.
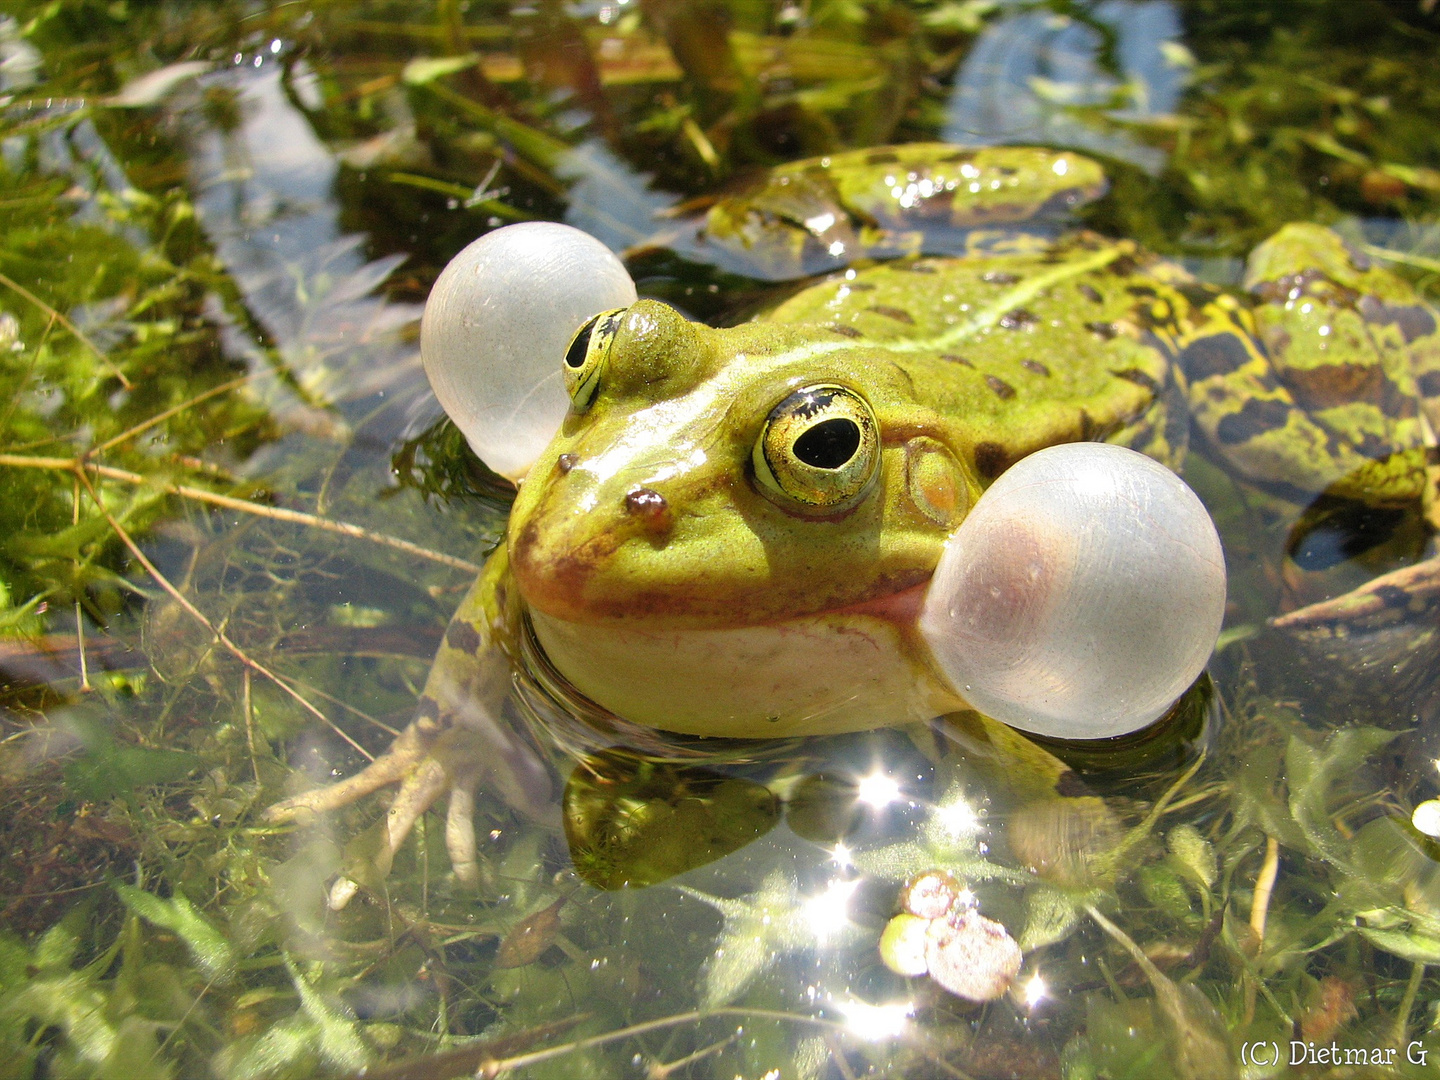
[826,580,929,625]
[513,525,933,632]
[521,576,955,738]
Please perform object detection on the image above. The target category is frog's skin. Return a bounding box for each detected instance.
[266,145,1440,902]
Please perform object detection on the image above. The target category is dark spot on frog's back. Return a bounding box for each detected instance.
[986,375,1017,400]
[1021,359,1051,376]
[981,270,1020,285]
[1216,398,1292,444]
[1077,283,1103,304]
[1359,295,1438,344]
[1108,254,1138,277]
[1176,283,1219,308]
[445,620,482,655]
[1419,372,1440,398]
[869,305,915,324]
[1182,333,1254,381]
[998,308,1038,330]
[827,324,864,338]
[1085,321,1118,340]
[1282,361,1402,413]
[1112,368,1161,395]
[941,353,974,367]
[973,441,1010,480]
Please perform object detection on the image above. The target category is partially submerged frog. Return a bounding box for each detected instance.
[267,144,1440,904]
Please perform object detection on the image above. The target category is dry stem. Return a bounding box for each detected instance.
[0,453,479,573]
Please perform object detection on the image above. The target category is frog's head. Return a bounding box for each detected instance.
[508,300,980,629]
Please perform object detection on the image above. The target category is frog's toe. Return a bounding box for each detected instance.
[263,717,440,822]
[326,755,450,910]
[266,703,557,909]
[444,764,483,889]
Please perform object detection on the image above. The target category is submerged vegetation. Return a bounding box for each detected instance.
[1,1,1440,1077]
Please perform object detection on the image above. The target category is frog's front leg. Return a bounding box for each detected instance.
[1183,223,1438,509]
[265,546,554,909]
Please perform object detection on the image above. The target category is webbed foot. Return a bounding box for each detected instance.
[264,547,554,908]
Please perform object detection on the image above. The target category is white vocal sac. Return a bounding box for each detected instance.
[420,222,637,480]
[919,442,1227,740]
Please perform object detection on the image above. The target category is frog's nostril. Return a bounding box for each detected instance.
[556,452,579,475]
[624,487,672,535]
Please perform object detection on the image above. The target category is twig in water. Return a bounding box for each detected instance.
[92,373,256,455]
[350,1008,851,1080]
[645,1032,741,1079]
[0,454,480,573]
[242,667,259,785]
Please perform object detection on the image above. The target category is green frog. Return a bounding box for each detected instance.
[266,144,1440,902]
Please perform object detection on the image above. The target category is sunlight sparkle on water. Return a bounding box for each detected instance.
[831,842,854,869]
[804,879,860,942]
[1024,973,1048,1008]
[934,797,979,836]
[857,771,901,808]
[837,999,913,1041]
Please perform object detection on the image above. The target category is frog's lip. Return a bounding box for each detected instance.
[827,580,929,625]
[518,568,932,631]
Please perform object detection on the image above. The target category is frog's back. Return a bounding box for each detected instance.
[760,234,1193,478]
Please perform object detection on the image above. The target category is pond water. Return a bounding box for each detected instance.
[2,2,1440,1078]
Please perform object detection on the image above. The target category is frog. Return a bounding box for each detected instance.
[264,143,1440,907]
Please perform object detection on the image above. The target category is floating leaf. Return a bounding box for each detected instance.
[924,908,1021,1002]
[495,897,566,968]
[879,913,930,976]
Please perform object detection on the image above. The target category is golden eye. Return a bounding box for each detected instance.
[563,308,626,411]
[753,384,879,514]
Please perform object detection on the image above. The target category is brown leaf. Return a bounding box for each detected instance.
[495,896,566,968]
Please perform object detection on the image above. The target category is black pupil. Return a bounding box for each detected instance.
[793,417,861,469]
[566,315,601,368]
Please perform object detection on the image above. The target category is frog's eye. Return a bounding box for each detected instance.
[563,307,626,412]
[753,384,879,514]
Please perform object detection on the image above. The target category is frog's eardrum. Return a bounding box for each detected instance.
[919,443,1226,740]
[421,223,636,479]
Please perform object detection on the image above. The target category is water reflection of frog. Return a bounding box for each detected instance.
[266,144,1440,902]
